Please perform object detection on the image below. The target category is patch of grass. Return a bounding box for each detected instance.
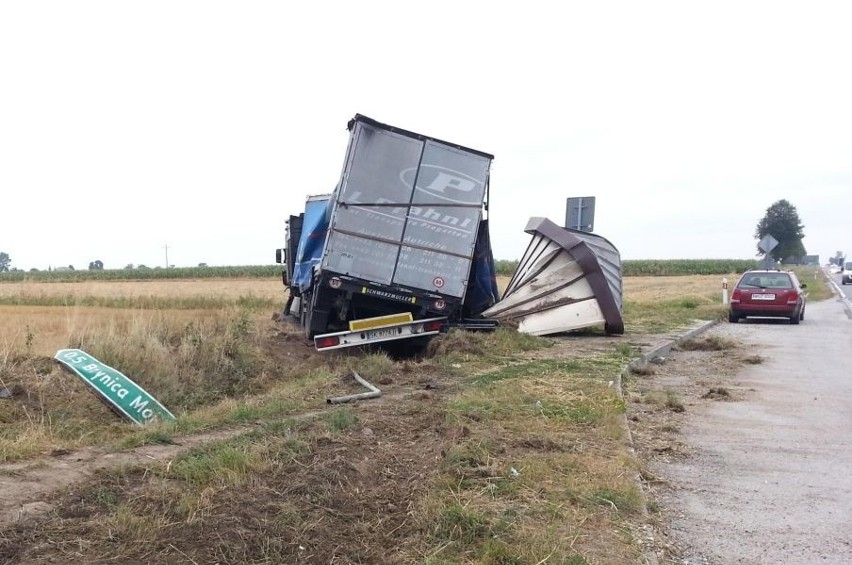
[94,486,119,508]
[325,406,358,432]
[433,503,496,544]
[473,359,584,387]
[165,437,268,487]
[665,391,685,413]
[741,354,764,365]
[445,438,502,470]
[678,335,735,351]
[351,351,396,380]
[118,428,176,449]
[477,540,525,565]
[537,399,602,425]
[106,505,172,543]
[427,327,551,363]
[591,486,643,512]
[623,297,727,334]
[614,342,636,358]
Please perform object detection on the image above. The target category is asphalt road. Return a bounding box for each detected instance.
[659,279,852,564]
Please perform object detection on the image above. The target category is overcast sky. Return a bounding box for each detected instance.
[2,1,850,270]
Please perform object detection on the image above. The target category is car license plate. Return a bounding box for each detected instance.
[364,328,400,340]
[752,293,776,300]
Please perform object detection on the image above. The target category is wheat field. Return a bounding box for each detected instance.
[0,278,285,357]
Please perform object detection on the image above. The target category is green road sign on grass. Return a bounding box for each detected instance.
[54,349,176,425]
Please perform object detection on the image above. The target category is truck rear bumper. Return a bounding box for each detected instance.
[313,317,446,351]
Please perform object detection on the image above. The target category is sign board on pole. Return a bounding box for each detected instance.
[54,349,176,425]
[758,234,779,253]
[565,197,596,232]
[758,234,780,269]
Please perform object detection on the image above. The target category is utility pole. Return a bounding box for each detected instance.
[164,244,169,269]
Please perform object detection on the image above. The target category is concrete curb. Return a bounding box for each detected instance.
[613,319,719,565]
[629,319,719,371]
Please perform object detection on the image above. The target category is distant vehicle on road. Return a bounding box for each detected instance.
[829,264,842,274]
[842,262,852,285]
[729,269,807,324]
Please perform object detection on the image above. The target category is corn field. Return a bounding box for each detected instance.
[622,259,759,276]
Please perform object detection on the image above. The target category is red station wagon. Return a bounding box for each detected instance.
[729,269,807,324]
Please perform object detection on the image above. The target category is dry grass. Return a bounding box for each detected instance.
[623,275,728,302]
[677,336,736,351]
[0,278,284,357]
[0,305,228,357]
[0,278,282,301]
[412,353,644,563]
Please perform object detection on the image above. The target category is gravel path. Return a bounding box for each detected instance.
[648,297,852,564]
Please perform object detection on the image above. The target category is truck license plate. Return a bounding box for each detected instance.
[752,293,775,300]
[364,328,400,340]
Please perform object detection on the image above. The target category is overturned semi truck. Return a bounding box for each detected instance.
[276,114,500,351]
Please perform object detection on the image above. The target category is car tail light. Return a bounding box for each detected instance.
[786,292,798,305]
[315,336,340,349]
[731,289,742,304]
[424,320,443,332]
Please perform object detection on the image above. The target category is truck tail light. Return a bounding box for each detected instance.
[424,320,444,332]
[315,336,340,349]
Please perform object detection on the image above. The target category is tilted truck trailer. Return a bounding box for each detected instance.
[276,114,500,351]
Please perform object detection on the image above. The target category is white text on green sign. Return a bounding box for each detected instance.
[55,349,176,425]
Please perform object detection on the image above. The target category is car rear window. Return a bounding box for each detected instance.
[738,274,793,289]
[846,262,852,270]
[766,276,793,289]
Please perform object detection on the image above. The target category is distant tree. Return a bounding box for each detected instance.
[137,264,149,269]
[198,262,208,268]
[124,263,134,270]
[754,199,806,262]
[29,268,39,272]
[68,265,75,271]
[0,252,10,272]
[88,260,104,270]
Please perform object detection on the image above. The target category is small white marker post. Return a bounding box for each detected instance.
[722,277,729,305]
